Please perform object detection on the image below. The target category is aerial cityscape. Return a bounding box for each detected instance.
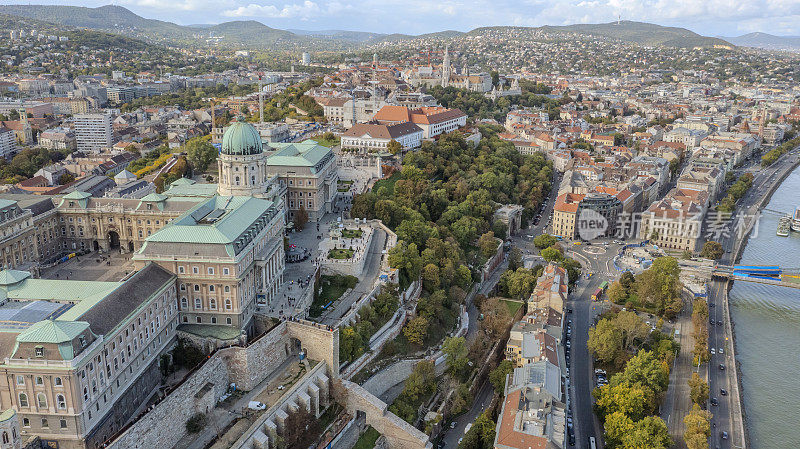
[0,2,796,449]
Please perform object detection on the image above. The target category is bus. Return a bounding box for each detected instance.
[589,437,597,449]
[591,288,603,301]
[599,281,609,291]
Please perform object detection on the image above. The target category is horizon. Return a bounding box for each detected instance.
[4,1,800,38]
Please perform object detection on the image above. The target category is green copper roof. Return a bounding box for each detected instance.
[141,195,277,256]
[163,182,219,198]
[265,140,333,174]
[17,320,89,344]
[0,199,17,209]
[0,270,31,286]
[140,193,168,202]
[170,177,196,186]
[63,191,92,200]
[222,117,262,156]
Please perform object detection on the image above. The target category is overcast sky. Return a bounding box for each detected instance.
[13,0,800,36]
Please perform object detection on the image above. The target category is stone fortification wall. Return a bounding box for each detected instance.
[105,319,339,448]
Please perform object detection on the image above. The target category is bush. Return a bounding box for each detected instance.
[185,413,207,433]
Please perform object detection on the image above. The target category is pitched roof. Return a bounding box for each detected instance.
[17,320,89,344]
[342,121,422,140]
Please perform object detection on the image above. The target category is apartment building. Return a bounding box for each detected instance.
[0,128,15,159]
[639,187,708,253]
[73,113,112,152]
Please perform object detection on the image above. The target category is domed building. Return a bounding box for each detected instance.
[217,117,273,196]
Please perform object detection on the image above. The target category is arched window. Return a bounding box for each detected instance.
[36,392,47,408]
[194,298,202,310]
[18,393,27,407]
[2,431,8,444]
[225,299,232,310]
[57,394,66,409]
[235,176,240,185]
[54,376,62,386]
[181,298,188,309]
[226,317,232,325]
[209,298,217,310]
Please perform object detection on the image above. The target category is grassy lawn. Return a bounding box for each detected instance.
[312,136,340,148]
[353,426,380,449]
[501,299,524,316]
[328,248,354,259]
[372,171,400,196]
[341,228,363,239]
[310,274,358,317]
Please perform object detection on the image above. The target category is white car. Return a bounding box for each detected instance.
[719,348,724,354]
[711,348,716,355]
[248,401,267,410]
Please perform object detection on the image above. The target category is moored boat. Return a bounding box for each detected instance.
[777,215,791,237]
[793,207,800,232]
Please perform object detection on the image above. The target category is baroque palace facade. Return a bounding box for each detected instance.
[0,119,326,449]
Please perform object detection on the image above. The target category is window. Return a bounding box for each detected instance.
[37,393,47,408]
[193,284,200,292]
[60,419,67,429]
[226,317,232,325]
[2,432,7,444]
[224,286,230,293]
[192,266,199,274]
[57,394,66,409]
[18,393,28,407]
[35,346,44,357]
[41,418,48,428]
[225,299,232,310]
[209,285,215,293]
[209,298,217,310]
[178,266,185,274]
[223,268,230,275]
[181,298,187,308]
[22,418,29,427]
[54,377,62,386]
[16,375,23,386]
[35,376,43,386]
[194,298,202,310]
[196,317,201,323]
[211,317,217,324]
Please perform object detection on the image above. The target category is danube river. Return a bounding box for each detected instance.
[729,164,800,448]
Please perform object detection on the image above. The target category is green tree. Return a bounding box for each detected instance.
[635,257,682,317]
[533,234,557,249]
[422,263,441,290]
[507,247,522,271]
[683,404,712,449]
[540,246,562,262]
[404,316,429,346]
[387,139,403,155]
[442,336,469,376]
[700,241,723,260]
[489,360,514,395]
[58,172,75,185]
[480,297,512,338]
[688,372,709,406]
[588,318,623,365]
[478,231,498,259]
[621,416,672,449]
[608,281,628,304]
[388,241,423,281]
[185,136,218,172]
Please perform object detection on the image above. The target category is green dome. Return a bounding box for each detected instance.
[221,117,263,155]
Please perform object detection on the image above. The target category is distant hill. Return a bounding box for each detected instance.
[540,21,733,48]
[0,5,732,51]
[724,32,800,51]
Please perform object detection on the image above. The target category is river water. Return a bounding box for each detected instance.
[729,165,800,448]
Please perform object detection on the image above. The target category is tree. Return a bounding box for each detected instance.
[58,173,75,185]
[499,267,538,300]
[478,231,498,259]
[533,234,557,249]
[588,318,623,365]
[540,246,562,262]
[700,241,723,260]
[688,372,709,406]
[293,204,309,231]
[185,136,217,172]
[489,360,514,395]
[480,297,512,338]
[507,247,522,271]
[282,406,320,449]
[404,316,429,346]
[684,404,712,449]
[387,139,403,155]
[608,281,627,304]
[422,263,441,290]
[635,257,682,317]
[621,416,672,449]
[388,241,423,281]
[614,311,650,353]
[442,336,469,376]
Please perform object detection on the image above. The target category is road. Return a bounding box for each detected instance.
[660,293,693,449]
[440,382,494,449]
[703,144,800,449]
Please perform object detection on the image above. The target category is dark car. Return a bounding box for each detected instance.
[710,319,715,325]
[719,364,725,370]
[717,320,723,326]
[710,397,719,406]
[720,389,728,396]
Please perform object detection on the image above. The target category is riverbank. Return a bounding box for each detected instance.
[725,151,800,449]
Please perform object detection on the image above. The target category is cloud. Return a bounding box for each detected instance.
[223,0,333,19]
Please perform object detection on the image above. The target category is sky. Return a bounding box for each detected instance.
[12,0,800,36]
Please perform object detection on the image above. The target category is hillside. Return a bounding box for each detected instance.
[203,21,301,46]
[724,32,800,51]
[542,21,733,48]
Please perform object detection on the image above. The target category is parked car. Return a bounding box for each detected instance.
[248,401,267,410]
